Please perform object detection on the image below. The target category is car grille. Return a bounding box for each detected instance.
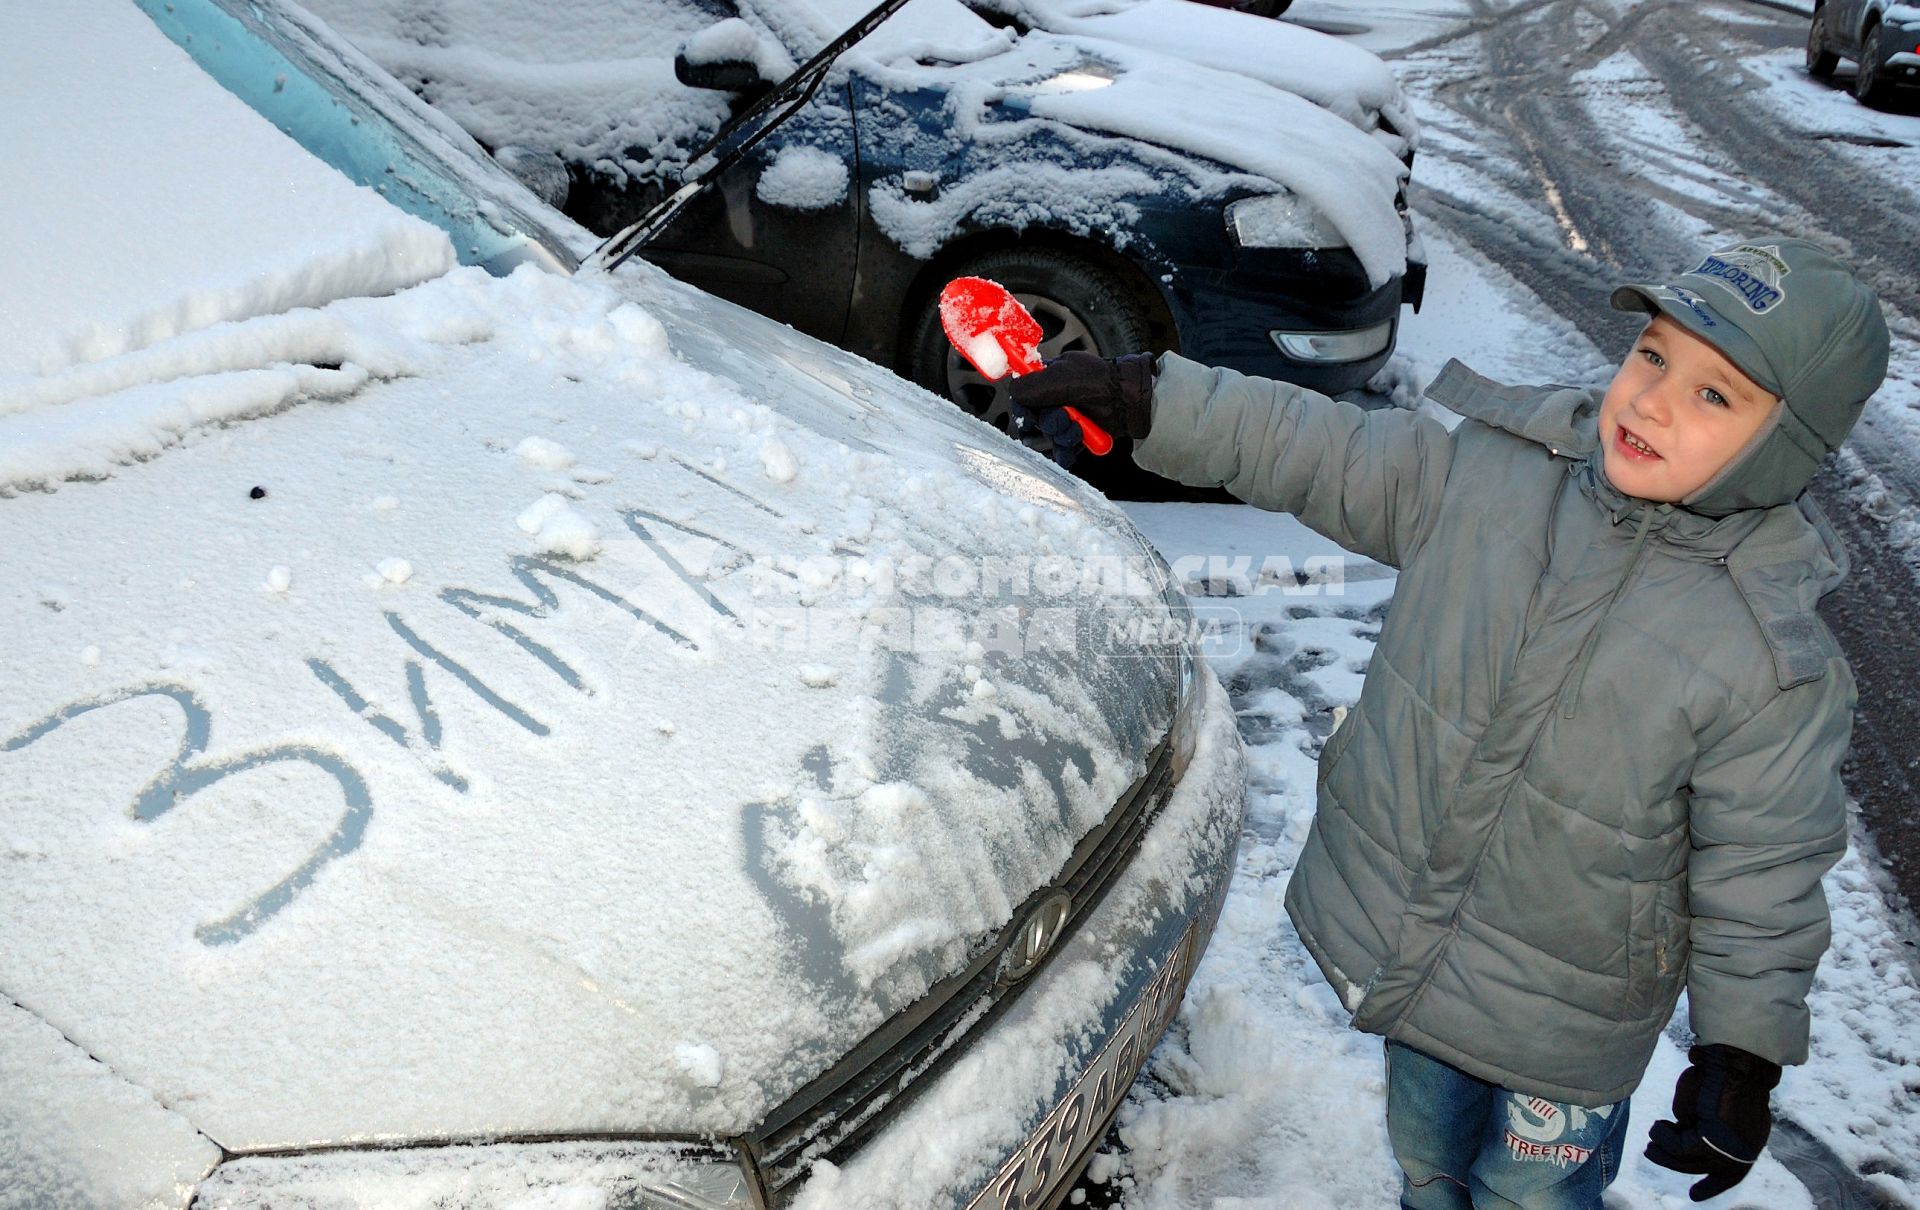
[741,733,1182,1204]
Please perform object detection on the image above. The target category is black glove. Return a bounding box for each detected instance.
[1005,350,1157,441]
[1645,1044,1782,1201]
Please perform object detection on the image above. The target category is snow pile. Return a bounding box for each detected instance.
[756,146,853,210]
[0,3,453,382]
[516,492,603,560]
[680,16,797,81]
[514,437,577,470]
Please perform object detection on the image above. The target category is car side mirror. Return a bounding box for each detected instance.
[674,51,772,94]
[674,19,787,98]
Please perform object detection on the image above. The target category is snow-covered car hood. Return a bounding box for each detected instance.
[1,0,1183,1153]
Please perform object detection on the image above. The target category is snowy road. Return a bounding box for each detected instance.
[1086,1,1920,1207]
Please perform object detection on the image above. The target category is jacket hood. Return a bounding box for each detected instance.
[1427,358,1849,687]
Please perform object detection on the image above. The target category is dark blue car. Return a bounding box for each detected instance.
[310,0,1426,456]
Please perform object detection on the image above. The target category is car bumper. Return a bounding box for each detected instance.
[1879,48,1920,79]
[1165,245,1423,396]
[786,671,1247,1210]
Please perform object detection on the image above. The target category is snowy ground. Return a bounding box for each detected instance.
[1099,3,1920,1207]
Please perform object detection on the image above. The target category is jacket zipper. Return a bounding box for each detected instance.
[1561,505,1657,720]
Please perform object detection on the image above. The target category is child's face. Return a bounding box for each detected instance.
[1598,315,1778,502]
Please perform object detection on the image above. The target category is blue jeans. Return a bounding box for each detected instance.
[1386,1042,1631,1210]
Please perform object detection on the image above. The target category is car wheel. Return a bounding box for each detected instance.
[1852,23,1896,106]
[1806,8,1839,78]
[908,248,1153,445]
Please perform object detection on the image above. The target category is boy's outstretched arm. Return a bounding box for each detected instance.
[1134,353,1455,569]
[1684,663,1855,1064]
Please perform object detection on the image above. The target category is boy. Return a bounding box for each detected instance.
[1009,239,1889,1207]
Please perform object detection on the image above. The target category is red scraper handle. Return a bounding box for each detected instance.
[937,277,1113,456]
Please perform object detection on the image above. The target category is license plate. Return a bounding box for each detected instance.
[968,918,1205,1210]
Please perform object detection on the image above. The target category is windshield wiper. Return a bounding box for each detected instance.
[585,0,912,274]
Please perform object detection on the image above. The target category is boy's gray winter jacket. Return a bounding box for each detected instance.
[1135,354,1854,1107]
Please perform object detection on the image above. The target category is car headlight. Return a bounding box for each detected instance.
[1167,639,1204,781]
[196,1141,757,1209]
[1225,192,1345,250]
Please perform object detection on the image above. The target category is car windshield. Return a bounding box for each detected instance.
[135,0,578,275]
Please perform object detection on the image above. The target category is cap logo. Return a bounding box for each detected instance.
[1686,244,1790,314]
[1654,285,1719,328]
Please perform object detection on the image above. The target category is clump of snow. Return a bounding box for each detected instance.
[677,17,798,82]
[608,304,670,358]
[798,665,840,689]
[375,557,414,585]
[962,332,1010,380]
[673,1042,726,1089]
[371,495,401,512]
[265,566,294,594]
[516,492,602,560]
[759,439,799,484]
[756,146,851,210]
[514,436,576,471]
[79,646,101,667]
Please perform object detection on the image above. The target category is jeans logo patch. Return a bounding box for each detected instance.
[1504,1097,1614,1166]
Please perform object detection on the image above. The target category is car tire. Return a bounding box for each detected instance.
[1852,23,1896,106]
[1806,8,1839,79]
[908,247,1154,444]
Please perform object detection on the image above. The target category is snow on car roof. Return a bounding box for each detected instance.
[3,0,1178,1152]
[0,3,454,381]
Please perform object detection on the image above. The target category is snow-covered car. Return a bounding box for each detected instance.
[1807,0,1920,106]
[0,2,1247,1208]
[298,0,1424,457]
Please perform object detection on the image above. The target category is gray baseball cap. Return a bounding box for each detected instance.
[1610,237,1889,515]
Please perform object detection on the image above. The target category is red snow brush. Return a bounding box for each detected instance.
[938,277,1113,456]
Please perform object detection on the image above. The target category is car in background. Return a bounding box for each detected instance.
[1807,0,1920,107]
[301,0,1423,471]
[0,0,1247,1207]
